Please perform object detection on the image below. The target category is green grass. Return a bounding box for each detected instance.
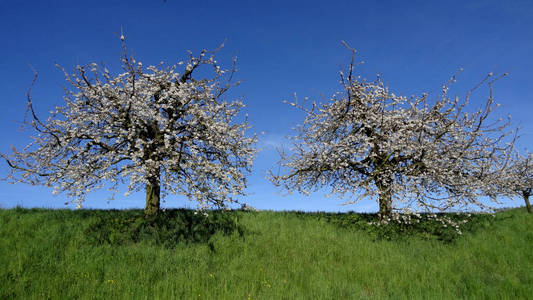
[1,207,532,299]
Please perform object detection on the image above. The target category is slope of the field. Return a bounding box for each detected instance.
[1,207,532,299]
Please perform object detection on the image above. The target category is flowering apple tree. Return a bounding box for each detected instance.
[493,152,533,214]
[270,45,517,220]
[2,40,257,216]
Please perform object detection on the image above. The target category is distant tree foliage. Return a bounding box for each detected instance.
[270,43,518,219]
[2,39,256,216]
[494,152,533,214]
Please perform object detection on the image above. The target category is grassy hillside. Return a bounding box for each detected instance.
[1,207,532,299]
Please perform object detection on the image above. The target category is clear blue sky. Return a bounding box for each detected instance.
[1,0,532,212]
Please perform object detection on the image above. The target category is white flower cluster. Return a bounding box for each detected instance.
[2,43,257,211]
[368,212,472,235]
[271,48,518,221]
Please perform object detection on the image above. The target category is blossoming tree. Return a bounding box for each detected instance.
[495,152,533,214]
[271,45,517,219]
[513,154,533,214]
[1,40,257,216]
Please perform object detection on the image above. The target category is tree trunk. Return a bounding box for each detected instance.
[523,191,532,214]
[145,167,161,217]
[376,180,393,219]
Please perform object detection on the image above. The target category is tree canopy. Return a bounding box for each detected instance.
[271,45,517,218]
[2,40,257,216]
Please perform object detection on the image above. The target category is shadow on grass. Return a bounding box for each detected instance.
[84,209,245,248]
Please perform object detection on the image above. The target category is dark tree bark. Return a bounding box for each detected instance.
[145,167,161,217]
[523,190,532,214]
[376,178,392,219]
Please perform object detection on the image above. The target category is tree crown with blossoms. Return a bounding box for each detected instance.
[1,39,257,215]
[510,152,533,195]
[271,44,517,218]
[490,151,533,213]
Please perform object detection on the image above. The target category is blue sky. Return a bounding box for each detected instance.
[1,0,532,212]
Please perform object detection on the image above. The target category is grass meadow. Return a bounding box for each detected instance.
[1,207,532,299]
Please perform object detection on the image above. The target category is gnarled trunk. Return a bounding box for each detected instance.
[523,191,532,214]
[376,177,393,219]
[378,187,392,219]
[145,167,161,217]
